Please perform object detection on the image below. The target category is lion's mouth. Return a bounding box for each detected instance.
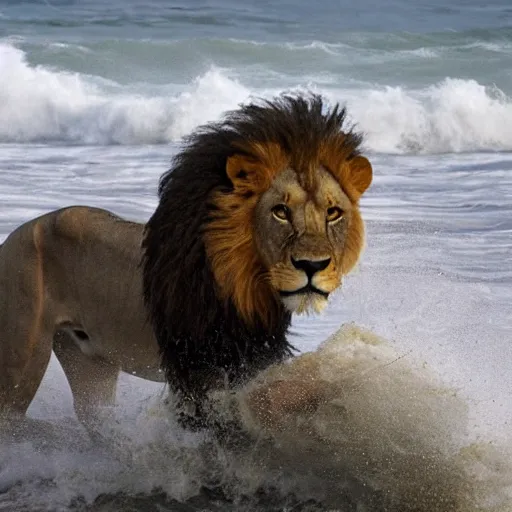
[279,284,329,299]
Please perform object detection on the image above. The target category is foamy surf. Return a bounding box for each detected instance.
[207,324,512,511]
[2,325,510,511]
[2,42,512,153]
[0,44,249,146]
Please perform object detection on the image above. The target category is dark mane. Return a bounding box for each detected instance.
[141,94,362,405]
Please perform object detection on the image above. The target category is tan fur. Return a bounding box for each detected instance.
[0,207,160,429]
[204,142,289,326]
[26,222,45,379]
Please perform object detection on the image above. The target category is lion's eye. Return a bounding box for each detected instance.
[272,204,290,222]
[326,206,343,223]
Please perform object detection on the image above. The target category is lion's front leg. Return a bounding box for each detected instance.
[0,223,55,420]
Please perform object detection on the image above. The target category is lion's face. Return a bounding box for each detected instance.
[205,141,372,324]
[253,166,355,314]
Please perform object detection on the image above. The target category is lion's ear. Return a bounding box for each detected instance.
[226,154,268,193]
[347,155,372,198]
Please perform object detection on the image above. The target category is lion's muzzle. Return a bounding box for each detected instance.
[275,256,337,314]
[280,257,332,297]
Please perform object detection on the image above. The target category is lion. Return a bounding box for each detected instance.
[0,94,372,432]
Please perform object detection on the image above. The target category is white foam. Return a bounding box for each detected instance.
[209,324,512,511]
[0,44,249,145]
[3,43,512,154]
[164,69,250,141]
[5,325,509,510]
[343,78,512,154]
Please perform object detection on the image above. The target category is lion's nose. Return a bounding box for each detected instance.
[291,257,331,279]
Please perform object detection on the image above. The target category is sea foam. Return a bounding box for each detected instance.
[2,43,512,154]
[3,325,510,511]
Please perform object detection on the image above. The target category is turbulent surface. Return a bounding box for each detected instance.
[0,0,511,510]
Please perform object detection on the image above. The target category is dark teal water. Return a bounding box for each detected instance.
[2,0,512,39]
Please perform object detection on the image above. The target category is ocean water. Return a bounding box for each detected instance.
[0,0,512,510]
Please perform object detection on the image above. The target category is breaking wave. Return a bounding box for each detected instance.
[2,42,512,153]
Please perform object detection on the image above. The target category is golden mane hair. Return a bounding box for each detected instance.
[142,94,365,408]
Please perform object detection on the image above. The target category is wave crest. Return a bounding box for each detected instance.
[0,44,248,145]
[347,78,512,154]
[2,43,512,154]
